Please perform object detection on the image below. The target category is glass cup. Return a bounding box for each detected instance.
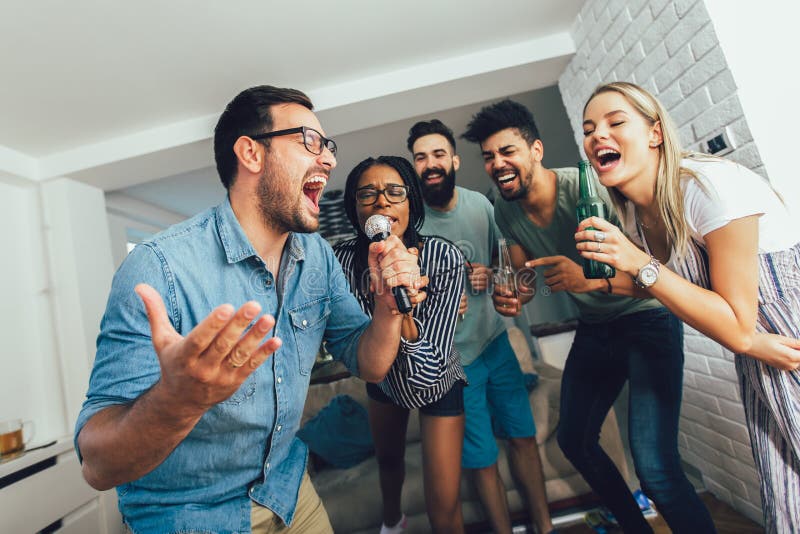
[0,419,35,457]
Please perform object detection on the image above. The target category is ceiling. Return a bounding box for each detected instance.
[1,0,584,222]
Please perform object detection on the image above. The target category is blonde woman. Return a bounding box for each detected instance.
[577,81,800,533]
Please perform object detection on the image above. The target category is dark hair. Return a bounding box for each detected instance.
[213,85,313,189]
[461,99,540,146]
[406,119,457,153]
[343,156,426,286]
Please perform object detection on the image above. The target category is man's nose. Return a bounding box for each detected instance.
[317,147,336,170]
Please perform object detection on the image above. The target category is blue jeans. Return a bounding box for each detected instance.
[557,308,715,533]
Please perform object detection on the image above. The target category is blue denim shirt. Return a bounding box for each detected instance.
[75,198,369,534]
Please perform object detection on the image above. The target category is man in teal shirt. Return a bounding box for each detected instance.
[407,120,555,534]
[462,100,716,533]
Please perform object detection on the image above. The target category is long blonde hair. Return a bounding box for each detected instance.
[583,81,700,259]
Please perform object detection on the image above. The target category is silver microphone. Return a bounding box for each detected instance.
[363,215,413,313]
[364,214,392,241]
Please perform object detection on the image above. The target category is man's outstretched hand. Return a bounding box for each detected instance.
[136,284,282,413]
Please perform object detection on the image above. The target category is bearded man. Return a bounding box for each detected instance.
[408,119,555,534]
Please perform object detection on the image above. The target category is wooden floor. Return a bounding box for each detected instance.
[559,492,763,534]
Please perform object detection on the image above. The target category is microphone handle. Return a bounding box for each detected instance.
[393,286,413,314]
[370,232,414,314]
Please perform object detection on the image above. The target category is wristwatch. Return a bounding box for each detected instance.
[634,256,661,288]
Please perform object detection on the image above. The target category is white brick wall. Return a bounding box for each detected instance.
[558,0,768,523]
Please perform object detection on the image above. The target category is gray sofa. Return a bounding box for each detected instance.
[302,327,628,533]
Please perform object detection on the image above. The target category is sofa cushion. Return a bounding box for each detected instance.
[303,374,366,426]
[304,375,422,443]
[530,362,561,445]
[297,394,374,469]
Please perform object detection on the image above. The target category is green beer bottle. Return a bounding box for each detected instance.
[576,160,615,279]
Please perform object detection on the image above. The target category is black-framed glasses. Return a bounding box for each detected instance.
[251,126,337,156]
[355,184,409,206]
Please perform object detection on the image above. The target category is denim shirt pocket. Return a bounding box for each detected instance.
[219,322,258,405]
[218,374,256,405]
[288,297,331,375]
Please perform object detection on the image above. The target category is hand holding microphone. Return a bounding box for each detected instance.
[364,214,415,314]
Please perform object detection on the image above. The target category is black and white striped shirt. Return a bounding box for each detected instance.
[333,236,466,409]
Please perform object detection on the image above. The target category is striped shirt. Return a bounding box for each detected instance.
[333,236,466,409]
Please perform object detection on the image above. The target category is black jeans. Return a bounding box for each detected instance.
[557,307,716,533]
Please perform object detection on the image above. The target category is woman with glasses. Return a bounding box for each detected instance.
[333,156,467,534]
[577,81,800,532]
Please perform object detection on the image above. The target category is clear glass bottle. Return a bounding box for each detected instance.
[495,238,520,312]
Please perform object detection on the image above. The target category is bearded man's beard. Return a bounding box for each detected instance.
[257,169,319,234]
[420,166,456,208]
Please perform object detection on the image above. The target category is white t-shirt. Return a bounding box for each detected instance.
[624,157,797,277]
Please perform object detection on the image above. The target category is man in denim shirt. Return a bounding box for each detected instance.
[75,86,425,534]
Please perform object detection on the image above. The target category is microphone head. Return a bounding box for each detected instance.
[364,214,391,240]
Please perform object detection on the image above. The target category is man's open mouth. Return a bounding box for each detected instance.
[302,175,327,210]
[494,170,517,186]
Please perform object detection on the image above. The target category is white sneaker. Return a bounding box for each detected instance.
[379,514,407,534]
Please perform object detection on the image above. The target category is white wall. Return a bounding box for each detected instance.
[705,0,800,210]
[0,177,114,447]
[0,176,120,532]
[0,180,66,439]
[41,179,116,427]
[559,0,765,522]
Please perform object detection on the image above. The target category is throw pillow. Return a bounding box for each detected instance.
[297,394,374,469]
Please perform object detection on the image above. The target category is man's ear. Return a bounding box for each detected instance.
[531,139,544,163]
[233,136,264,175]
[649,121,663,148]
[452,154,460,172]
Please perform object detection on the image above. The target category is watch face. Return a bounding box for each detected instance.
[640,265,659,286]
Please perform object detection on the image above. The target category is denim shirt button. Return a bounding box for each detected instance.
[276,425,282,432]
[277,377,282,384]
[266,462,270,470]
[249,487,254,495]
[302,319,308,326]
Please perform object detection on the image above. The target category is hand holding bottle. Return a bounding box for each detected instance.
[575,216,651,277]
[493,238,521,315]
[467,262,492,292]
[576,160,615,279]
[492,283,520,316]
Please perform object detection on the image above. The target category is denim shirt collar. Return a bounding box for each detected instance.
[215,196,305,265]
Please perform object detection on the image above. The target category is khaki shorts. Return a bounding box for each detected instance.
[251,472,333,534]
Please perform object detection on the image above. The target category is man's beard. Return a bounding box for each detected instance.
[256,169,319,234]
[420,166,456,208]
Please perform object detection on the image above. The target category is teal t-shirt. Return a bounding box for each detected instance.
[494,167,661,323]
[421,186,506,365]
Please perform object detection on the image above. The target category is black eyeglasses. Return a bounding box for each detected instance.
[251,126,337,156]
[355,184,409,206]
